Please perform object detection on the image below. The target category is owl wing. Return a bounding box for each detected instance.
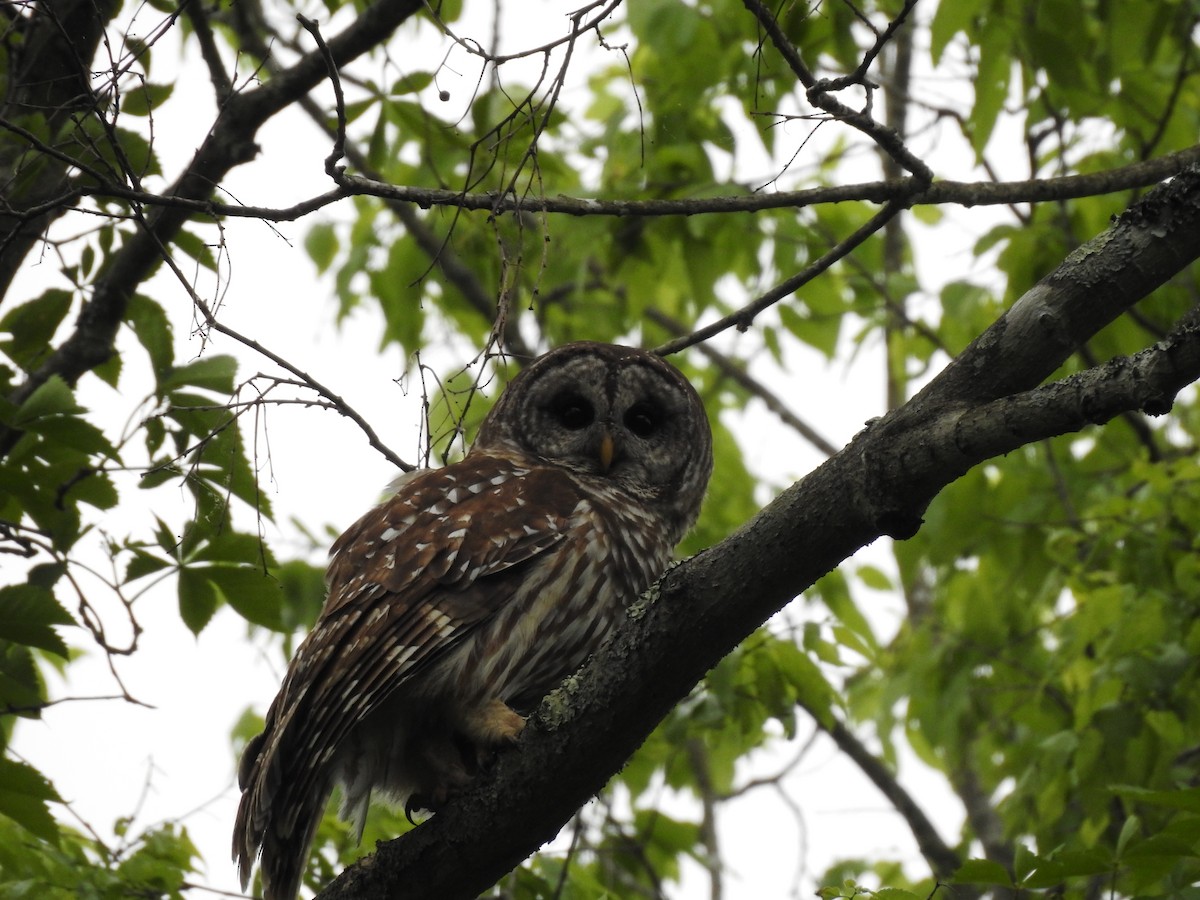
[233,454,585,889]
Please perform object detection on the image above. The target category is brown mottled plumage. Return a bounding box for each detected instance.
[232,342,713,899]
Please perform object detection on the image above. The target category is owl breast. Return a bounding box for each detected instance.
[331,463,675,818]
[457,482,672,712]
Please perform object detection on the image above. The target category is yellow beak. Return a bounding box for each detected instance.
[598,431,616,472]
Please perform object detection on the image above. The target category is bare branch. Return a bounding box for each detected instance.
[646,309,840,458]
[425,0,622,66]
[653,198,909,356]
[818,715,965,883]
[183,0,235,102]
[36,143,1198,226]
[177,260,414,472]
[296,15,350,182]
[685,739,724,900]
[742,0,932,183]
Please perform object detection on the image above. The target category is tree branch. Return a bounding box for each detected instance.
[820,717,963,881]
[45,144,1200,225]
[314,168,1200,900]
[685,739,724,900]
[742,0,932,183]
[654,198,909,355]
[645,308,839,457]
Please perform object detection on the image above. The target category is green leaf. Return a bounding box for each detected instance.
[1013,843,1038,883]
[191,530,272,566]
[1113,816,1142,854]
[780,297,841,359]
[953,858,1012,886]
[21,415,118,460]
[177,568,219,635]
[856,564,893,591]
[173,228,218,272]
[116,822,198,888]
[120,81,175,116]
[79,244,95,279]
[1022,848,1113,887]
[774,637,838,726]
[163,355,237,394]
[929,0,985,62]
[0,642,46,718]
[10,377,83,426]
[390,72,434,95]
[203,566,284,631]
[0,586,73,658]
[1112,785,1200,814]
[969,34,1011,155]
[275,559,329,631]
[125,550,172,582]
[0,290,73,371]
[910,204,944,226]
[0,756,62,843]
[78,124,161,180]
[125,294,175,378]
[93,350,122,388]
[372,239,427,353]
[305,223,339,275]
[66,470,119,510]
[820,570,878,652]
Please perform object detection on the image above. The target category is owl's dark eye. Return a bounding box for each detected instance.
[553,393,595,430]
[624,401,662,438]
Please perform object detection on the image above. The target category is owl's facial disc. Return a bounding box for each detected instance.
[508,355,694,493]
[471,341,712,522]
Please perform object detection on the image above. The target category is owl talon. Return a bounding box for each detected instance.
[405,795,434,823]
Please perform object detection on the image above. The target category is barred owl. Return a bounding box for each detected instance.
[232,342,713,899]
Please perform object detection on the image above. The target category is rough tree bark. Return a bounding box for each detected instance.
[0,0,122,298]
[318,168,1200,898]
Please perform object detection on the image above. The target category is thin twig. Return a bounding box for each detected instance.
[183,0,235,102]
[818,714,963,881]
[135,218,413,471]
[29,141,1194,225]
[4,140,1193,232]
[424,0,620,66]
[2,694,133,716]
[743,0,932,183]
[685,739,723,900]
[654,199,909,356]
[646,309,840,457]
[296,15,349,180]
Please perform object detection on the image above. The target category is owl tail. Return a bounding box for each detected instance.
[339,783,373,844]
[233,732,332,900]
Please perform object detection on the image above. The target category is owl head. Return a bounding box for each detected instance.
[474,342,713,536]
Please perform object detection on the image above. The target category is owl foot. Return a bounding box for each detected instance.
[462,697,527,747]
